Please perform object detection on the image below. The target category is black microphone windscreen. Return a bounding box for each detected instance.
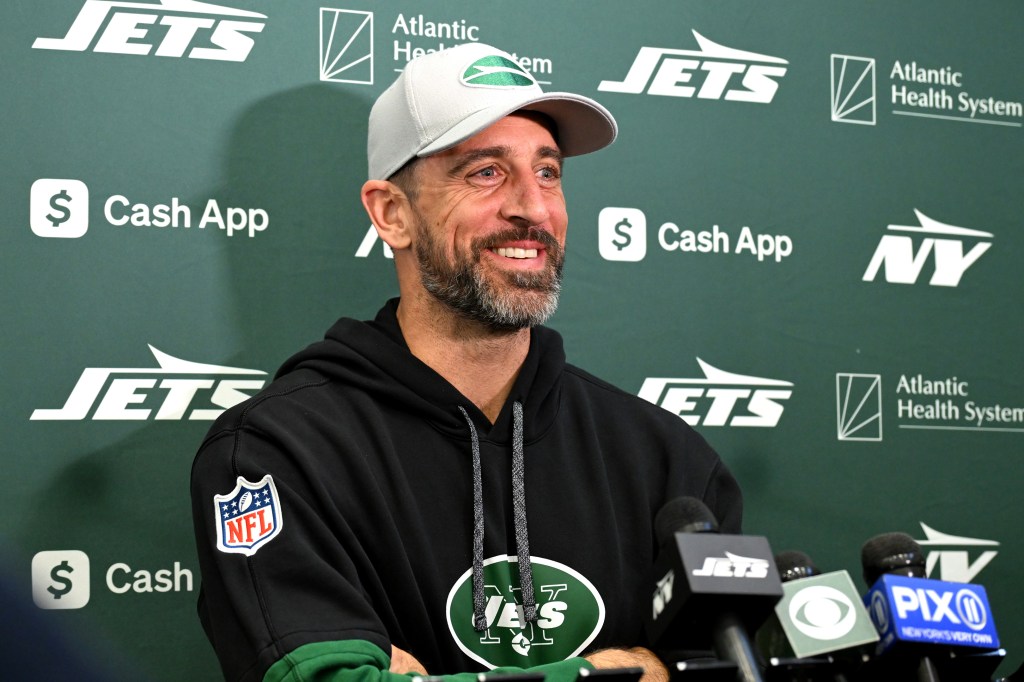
[774,550,820,582]
[654,497,719,546]
[860,532,927,585]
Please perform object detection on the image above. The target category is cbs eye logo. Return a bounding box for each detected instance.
[788,585,857,640]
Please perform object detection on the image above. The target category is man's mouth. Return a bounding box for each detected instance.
[495,247,540,259]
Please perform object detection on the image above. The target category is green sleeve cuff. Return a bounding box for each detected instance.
[264,639,593,682]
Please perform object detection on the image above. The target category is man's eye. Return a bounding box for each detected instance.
[538,166,561,180]
[473,167,498,178]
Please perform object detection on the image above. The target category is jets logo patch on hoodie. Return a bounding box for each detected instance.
[446,555,605,669]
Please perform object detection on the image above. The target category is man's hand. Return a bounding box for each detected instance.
[584,647,668,682]
[390,645,427,675]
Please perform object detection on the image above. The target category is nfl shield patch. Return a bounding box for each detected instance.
[214,475,283,556]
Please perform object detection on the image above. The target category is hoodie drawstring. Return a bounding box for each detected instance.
[459,402,536,632]
[458,406,487,631]
[510,401,537,623]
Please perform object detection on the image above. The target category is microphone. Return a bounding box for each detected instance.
[775,550,821,582]
[998,659,1024,681]
[756,550,879,680]
[860,532,1002,682]
[645,497,782,682]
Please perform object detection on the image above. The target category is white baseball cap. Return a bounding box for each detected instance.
[367,42,618,180]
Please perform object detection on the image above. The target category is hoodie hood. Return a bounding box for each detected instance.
[275,298,565,443]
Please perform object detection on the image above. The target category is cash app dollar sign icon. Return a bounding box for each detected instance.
[31,179,88,238]
[612,217,632,250]
[47,189,73,228]
[48,560,74,600]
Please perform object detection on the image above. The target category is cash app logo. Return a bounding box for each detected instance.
[599,207,647,262]
[446,555,605,669]
[461,56,536,88]
[32,550,91,609]
[31,178,89,238]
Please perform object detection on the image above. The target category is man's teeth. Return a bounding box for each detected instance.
[495,247,538,259]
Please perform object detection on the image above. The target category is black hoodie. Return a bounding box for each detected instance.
[191,299,742,682]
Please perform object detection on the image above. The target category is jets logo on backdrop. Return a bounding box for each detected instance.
[355,225,394,258]
[599,30,787,103]
[863,209,993,287]
[31,345,266,421]
[917,523,999,583]
[639,359,793,427]
[446,556,605,669]
[462,55,536,88]
[214,475,283,555]
[33,0,266,62]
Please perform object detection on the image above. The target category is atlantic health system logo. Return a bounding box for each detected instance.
[321,7,553,90]
[830,52,1022,128]
[319,8,373,84]
[831,54,876,125]
[836,369,1024,440]
[835,373,882,441]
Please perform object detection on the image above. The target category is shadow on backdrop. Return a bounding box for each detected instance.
[215,82,397,370]
[19,83,393,682]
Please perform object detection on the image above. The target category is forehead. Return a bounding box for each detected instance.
[432,112,561,161]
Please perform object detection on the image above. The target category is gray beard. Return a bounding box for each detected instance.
[414,220,564,332]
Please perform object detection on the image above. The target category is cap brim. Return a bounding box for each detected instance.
[418,92,617,159]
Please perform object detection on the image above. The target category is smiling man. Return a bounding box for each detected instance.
[363,111,570,424]
[191,43,742,682]
[387,114,567,329]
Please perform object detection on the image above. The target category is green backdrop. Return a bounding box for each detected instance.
[3,1,1021,679]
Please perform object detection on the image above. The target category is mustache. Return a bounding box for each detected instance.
[473,227,562,253]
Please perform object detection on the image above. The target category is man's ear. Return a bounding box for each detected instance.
[361,180,413,250]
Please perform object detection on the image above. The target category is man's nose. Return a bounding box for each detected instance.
[499,174,551,227]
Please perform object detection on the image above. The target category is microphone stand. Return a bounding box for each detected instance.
[712,613,764,682]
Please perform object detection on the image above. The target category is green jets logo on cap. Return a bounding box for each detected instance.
[461,55,536,88]
[446,556,605,669]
